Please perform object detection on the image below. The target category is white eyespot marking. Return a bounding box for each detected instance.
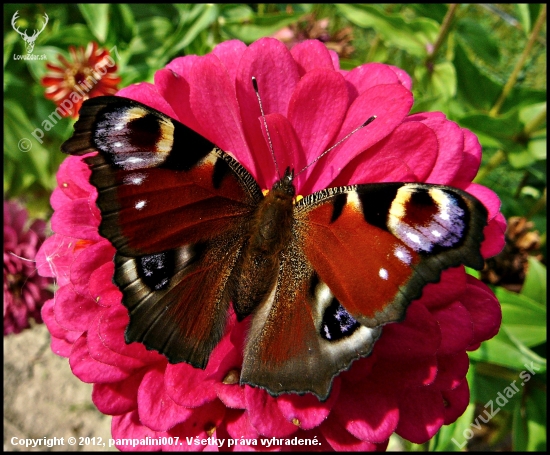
[431,229,442,238]
[379,268,389,280]
[113,142,122,148]
[135,200,146,210]
[114,123,124,130]
[124,157,145,165]
[406,232,421,244]
[394,246,412,265]
[124,173,146,185]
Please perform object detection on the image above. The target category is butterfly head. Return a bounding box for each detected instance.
[272,167,295,197]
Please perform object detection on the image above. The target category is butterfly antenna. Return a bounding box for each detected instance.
[295,115,377,178]
[252,76,280,179]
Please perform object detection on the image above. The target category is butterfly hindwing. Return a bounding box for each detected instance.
[62,96,263,367]
[240,182,487,399]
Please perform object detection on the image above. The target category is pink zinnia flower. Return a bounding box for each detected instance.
[37,38,506,451]
[4,200,53,335]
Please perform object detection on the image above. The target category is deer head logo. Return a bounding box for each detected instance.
[11,11,49,54]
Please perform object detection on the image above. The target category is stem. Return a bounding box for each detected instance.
[489,5,547,117]
[473,149,506,183]
[425,4,459,68]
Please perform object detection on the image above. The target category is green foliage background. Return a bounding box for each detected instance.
[3,4,547,451]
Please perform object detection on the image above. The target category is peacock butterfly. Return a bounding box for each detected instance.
[62,93,488,401]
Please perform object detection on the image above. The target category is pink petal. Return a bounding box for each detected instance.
[70,239,114,297]
[395,387,445,443]
[387,64,413,90]
[138,368,192,431]
[189,53,252,172]
[117,82,178,119]
[244,386,299,437]
[407,112,464,185]
[51,198,101,241]
[154,68,206,137]
[165,362,218,408]
[321,413,382,451]
[260,113,306,187]
[456,182,501,220]
[35,234,76,285]
[454,128,482,183]
[54,283,100,332]
[165,55,200,78]
[307,83,413,193]
[223,408,260,440]
[97,303,162,364]
[481,212,507,259]
[112,410,162,450]
[417,267,467,310]
[212,39,247,83]
[290,40,335,75]
[92,371,144,415]
[70,334,131,383]
[345,63,400,104]
[277,378,341,430]
[89,262,122,307]
[432,301,474,355]
[42,297,81,356]
[236,37,300,187]
[334,380,399,443]
[333,120,438,186]
[371,354,438,389]
[375,303,441,359]
[463,276,501,345]
[441,379,470,425]
[87,310,146,372]
[434,351,470,391]
[166,399,227,446]
[55,155,94,201]
[287,69,348,185]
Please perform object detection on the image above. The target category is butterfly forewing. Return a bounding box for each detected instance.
[295,182,488,327]
[62,96,263,367]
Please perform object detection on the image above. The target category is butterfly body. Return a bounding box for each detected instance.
[62,96,488,400]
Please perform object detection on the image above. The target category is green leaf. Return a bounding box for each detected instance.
[456,18,501,65]
[513,396,529,451]
[108,4,136,46]
[454,42,503,111]
[515,4,532,34]
[4,100,55,194]
[521,257,546,305]
[469,327,546,372]
[415,61,457,102]
[336,4,439,57]
[459,110,523,152]
[78,4,110,43]
[168,4,219,56]
[497,289,546,348]
[431,403,476,451]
